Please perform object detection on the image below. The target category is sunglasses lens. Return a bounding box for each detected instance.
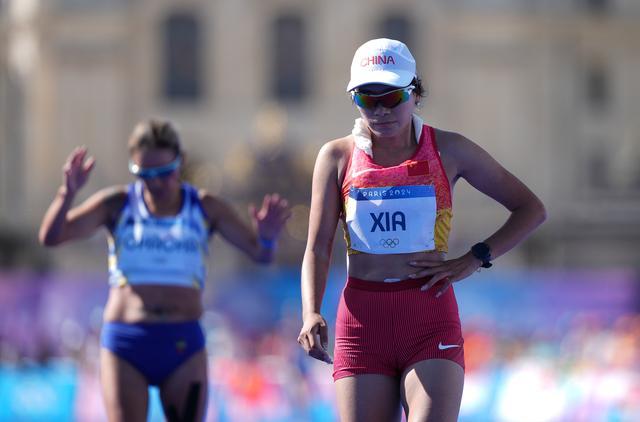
[353,87,412,109]
[353,92,375,108]
[139,168,174,179]
[379,90,406,108]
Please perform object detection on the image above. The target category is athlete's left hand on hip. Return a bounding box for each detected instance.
[407,254,482,297]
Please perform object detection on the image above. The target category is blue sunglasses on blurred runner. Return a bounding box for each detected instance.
[351,85,415,109]
[128,156,182,179]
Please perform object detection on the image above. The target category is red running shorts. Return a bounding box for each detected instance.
[333,276,465,381]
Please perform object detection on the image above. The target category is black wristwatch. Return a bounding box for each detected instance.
[471,242,493,268]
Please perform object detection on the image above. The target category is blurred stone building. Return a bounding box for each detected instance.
[0,0,639,273]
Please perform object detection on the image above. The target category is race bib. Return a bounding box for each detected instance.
[115,221,203,273]
[345,185,437,254]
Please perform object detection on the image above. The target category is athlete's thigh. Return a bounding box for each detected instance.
[400,359,464,422]
[335,374,402,422]
[100,348,149,422]
[159,349,208,422]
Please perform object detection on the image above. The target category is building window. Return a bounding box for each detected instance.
[587,141,611,190]
[378,14,413,49]
[585,61,609,111]
[272,14,307,101]
[56,0,129,11]
[376,14,418,70]
[163,12,203,102]
[587,138,640,194]
[581,0,610,14]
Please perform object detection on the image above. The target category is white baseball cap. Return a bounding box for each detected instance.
[346,38,416,92]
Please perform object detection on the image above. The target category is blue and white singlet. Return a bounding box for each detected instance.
[108,181,211,289]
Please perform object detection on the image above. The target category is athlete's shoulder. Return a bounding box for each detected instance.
[89,185,128,226]
[316,136,353,173]
[432,127,467,147]
[319,135,353,158]
[432,127,479,158]
[196,189,228,222]
[101,184,128,196]
[94,185,128,207]
[313,136,354,189]
[196,188,216,206]
[433,127,500,182]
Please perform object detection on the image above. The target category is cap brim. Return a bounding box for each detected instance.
[346,70,415,92]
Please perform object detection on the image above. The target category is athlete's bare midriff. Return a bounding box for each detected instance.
[348,249,445,281]
[103,284,203,323]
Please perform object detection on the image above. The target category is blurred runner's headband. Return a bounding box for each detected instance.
[129,156,181,179]
[347,38,416,92]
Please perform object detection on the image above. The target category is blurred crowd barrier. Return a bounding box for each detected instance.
[0,268,638,421]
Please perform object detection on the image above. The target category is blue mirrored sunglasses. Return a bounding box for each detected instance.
[129,156,182,179]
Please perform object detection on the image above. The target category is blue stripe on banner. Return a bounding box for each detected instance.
[349,185,435,201]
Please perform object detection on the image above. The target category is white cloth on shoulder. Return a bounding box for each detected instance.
[351,113,424,158]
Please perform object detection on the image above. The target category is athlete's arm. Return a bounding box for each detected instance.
[200,192,290,264]
[39,147,126,246]
[455,132,546,258]
[298,138,350,363]
[409,131,546,294]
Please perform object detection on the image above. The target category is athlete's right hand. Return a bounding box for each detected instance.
[298,313,333,364]
[62,147,95,195]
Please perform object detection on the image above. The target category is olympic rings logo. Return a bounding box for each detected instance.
[379,238,400,248]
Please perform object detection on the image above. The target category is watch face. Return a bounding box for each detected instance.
[472,243,490,256]
[472,243,493,268]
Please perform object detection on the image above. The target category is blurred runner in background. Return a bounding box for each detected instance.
[39,118,291,422]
